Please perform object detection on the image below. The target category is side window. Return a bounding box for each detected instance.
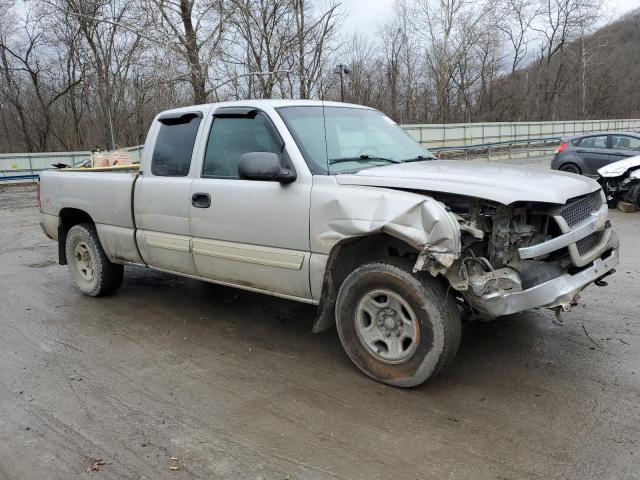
[203,113,282,178]
[577,135,607,149]
[611,135,640,151]
[151,114,201,177]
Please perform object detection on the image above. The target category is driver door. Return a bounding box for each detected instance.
[188,108,312,300]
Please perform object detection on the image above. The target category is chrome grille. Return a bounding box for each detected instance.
[559,191,602,228]
[576,231,604,256]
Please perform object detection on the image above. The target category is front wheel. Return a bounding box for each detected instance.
[335,258,461,387]
[65,223,124,296]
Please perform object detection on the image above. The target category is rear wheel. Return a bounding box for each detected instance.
[335,258,461,387]
[65,223,123,296]
[560,163,581,175]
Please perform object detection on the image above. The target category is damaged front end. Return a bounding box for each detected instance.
[597,156,640,209]
[420,189,619,318]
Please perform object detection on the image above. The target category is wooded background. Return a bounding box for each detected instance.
[1,0,637,153]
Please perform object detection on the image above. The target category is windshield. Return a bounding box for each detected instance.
[277,106,435,174]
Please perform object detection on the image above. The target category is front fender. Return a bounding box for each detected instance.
[310,183,461,259]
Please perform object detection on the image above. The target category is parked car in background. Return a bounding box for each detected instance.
[551,131,640,176]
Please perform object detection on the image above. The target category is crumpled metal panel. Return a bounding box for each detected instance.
[598,155,640,177]
[310,177,461,261]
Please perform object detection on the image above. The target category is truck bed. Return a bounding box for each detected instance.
[39,169,142,265]
[40,169,138,229]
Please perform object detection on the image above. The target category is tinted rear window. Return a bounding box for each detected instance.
[151,114,201,176]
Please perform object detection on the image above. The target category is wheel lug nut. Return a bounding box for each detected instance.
[395,330,401,337]
[385,331,391,337]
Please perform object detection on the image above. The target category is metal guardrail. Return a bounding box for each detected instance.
[0,146,143,183]
[430,136,558,151]
[429,136,561,161]
[404,118,640,148]
[2,118,640,182]
[0,174,39,182]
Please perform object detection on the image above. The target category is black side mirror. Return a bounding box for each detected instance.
[238,152,296,183]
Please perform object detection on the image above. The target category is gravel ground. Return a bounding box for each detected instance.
[0,180,638,480]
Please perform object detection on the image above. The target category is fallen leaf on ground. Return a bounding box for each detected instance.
[86,459,106,473]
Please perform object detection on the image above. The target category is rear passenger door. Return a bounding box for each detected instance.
[609,134,640,162]
[134,110,207,275]
[575,135,611,173]
[188,107,312,299]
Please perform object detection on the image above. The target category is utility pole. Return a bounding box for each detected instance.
[107,104,116,151]
[333,63,351,102]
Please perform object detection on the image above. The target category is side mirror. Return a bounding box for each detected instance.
[238,152,296,184]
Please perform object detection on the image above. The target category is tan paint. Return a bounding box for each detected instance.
[192,238,305,270]
[143,232,191,252]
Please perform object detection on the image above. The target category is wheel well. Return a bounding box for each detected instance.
[560,162,581,173]
[58,208,94,265]
[312,233,419,333]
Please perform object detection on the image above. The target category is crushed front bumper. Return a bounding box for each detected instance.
[467,232,619,317]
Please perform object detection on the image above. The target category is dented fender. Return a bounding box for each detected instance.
[311,178,461,260]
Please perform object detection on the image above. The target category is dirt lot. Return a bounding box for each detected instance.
[0,184,638,480]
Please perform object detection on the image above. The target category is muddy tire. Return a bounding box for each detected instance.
[335,258,461,387]
[65,223,123,296]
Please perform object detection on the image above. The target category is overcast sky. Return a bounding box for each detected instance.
[343,0,640,36]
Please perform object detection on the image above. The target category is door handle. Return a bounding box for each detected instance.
[576,149,586,153]
[191,192,211,208]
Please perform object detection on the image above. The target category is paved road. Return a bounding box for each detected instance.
[0,183,638,480]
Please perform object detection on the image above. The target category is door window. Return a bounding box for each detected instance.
[151,113,201,176]
[610,135,640,151]
[203,113,283,177]
[577,135,607,149]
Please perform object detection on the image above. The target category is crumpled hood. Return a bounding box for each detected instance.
[336,160,600,205]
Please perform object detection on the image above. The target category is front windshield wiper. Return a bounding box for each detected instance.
[328,154,401,165]
[401,155,435,163]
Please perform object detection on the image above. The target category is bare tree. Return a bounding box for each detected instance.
[496,0,540,73]
[141,0,227,103]
[0,0,637,154]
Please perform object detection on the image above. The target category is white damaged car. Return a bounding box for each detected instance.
[597,155,640,210]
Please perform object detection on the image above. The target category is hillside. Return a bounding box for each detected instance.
[483,9,640,121]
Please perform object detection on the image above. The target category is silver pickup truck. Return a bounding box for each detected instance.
[39,100,619,387]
